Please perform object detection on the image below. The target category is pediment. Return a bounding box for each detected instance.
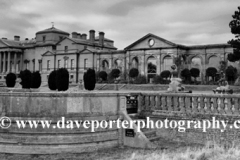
[124,33,178,50]
[42,51,54,56]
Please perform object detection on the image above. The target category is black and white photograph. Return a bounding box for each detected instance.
[0,0,240,159]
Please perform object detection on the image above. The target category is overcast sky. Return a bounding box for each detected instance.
[0,0,238,49]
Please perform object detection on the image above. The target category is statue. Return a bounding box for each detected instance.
[167,65,185,92]
[213,71,233,94]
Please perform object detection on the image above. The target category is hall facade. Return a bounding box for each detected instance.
[0,26,236,83]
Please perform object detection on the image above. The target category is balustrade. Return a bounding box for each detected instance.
[138,93,240,116]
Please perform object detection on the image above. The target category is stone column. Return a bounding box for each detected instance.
[0,52,2,73]
[7,51,10,73]
[14,52,17,73]
[156,55,160,75]
[3,52,6,73]
[20,53,23,71]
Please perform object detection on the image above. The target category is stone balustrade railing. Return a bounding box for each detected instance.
[137,93,240,117]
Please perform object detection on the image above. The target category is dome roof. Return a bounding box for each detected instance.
[36,27,69,35]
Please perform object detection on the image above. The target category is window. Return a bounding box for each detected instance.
[58,60,61,69]
[38,60,42,72]
[71,59,74,70]
[84,59,88,69]
[64,59,68,68]
[47,60,50,71]
[17,61,20,72]
[64,46,68,52]
[43,36,46,43]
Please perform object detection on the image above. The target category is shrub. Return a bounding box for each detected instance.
[129,68,139,79]
[110,69,121,80]
[19,69,32,89]
[153,75,162,84]
[98,71,108,81]
[190,68,200,82]
[6,73,16,88]
[83,68,96,91]
[160,70,171,79]
[225,65,237,84]
[48,70,57,90]
[56,68,69,91]
[134,75,147,84]
[206,67,217,80]
[31,71,41,88]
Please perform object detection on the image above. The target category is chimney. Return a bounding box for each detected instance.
[99,32,105,46]
[77,33,81,39]
[2,38,7,40]
[89,30,95,43]
[14,35,20,41]
[72,32,78,38]
[82,33,87,40]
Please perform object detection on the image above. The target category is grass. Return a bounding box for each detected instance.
[1,142,240,160]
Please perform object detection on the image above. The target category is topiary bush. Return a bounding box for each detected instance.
[31,71,42,88]
[110,69,121,80]
[225,65,237,84]
[160,70,171,79]
[48,70,57,90]
[134,75,147,84]
[6,73,16,88]
[181,68,191,84]
[19,69,32,89]
[206,67,217,81]
[98,71,108,81]
[190,68,200,83]
[83,68,96,91]
[153,75,162,84]
[56,68,69,91]
[129,68,139,80]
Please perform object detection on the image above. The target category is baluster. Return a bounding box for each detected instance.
[233,97,240,115]
[199,96,205,114]
[150,95,155,111]
[172,96,179,111]
[212,97,218,114]
[137,94,143,113]
[192,96,198,113]
[145,96,149,111]
[185,96,191,113]
[161,96,167,111]
[225,97,233,115]
[219,97,225,114]
[155,95,161,110]
[166,96,173,111]
[205,97,211,114]
[179,96,185,112]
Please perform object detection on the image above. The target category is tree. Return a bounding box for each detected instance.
[56,68,69,91]
[31,71,41,88]
[227,6,240,62]
[6,73,16,88]
[129,68,139,80]
[219,61,227,73]
[225,65,237,84]
[83,68,96,91]
[48,70,57,90]
[160,70,171,79]
[206,67,218,81]
[98,71,108,81]
[180,68,191,83]
[190,68,200,82]
[19,69,32,89]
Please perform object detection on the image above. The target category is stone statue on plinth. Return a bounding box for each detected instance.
[167,65,185,92]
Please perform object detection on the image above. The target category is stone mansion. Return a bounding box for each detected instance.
[0,26,236,83]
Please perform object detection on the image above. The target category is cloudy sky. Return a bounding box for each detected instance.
[0,0,238,49]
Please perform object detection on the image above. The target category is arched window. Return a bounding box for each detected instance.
[132,57,139,69]
[114,59,122,70]
[208,55,220,68]
[102,60,109,70]
[163,55,173,71]
[191,57,202,69]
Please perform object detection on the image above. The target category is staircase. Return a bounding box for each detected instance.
[128,114,161,143]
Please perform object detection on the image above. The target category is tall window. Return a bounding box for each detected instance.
[58,60,61,69]
[64,46,68,52]
[38,60,42,72]
[71,59,74,70]
[64,59,68,68]
[43,36,46,43]
[84,59,88,69]
[17,61,20,72]
[47,60,50,71]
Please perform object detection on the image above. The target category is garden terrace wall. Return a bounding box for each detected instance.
[138,92,240,147]
[0,91,129,154]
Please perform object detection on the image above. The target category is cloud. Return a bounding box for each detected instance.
[0,0,239,49]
